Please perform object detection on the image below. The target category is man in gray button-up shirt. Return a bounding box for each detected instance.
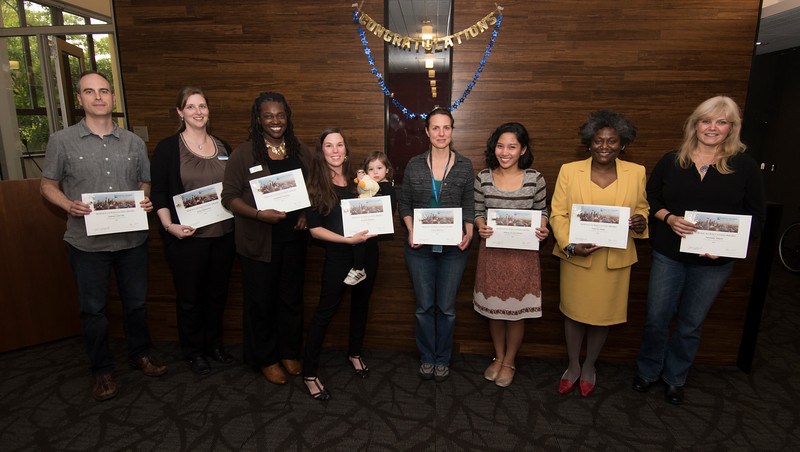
[40,71,167,402]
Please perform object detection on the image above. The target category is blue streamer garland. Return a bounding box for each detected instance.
[353,9,503,120]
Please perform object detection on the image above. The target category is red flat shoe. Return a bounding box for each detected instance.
[558,370,578,394]
[579,370,596,397]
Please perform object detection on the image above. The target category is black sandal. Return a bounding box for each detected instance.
[348,355,369,379]
[303,376,330,401]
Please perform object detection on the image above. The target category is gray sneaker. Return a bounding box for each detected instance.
[433,364,450,382]
[419,363,434,380]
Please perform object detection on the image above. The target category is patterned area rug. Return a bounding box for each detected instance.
[1,268,798,451]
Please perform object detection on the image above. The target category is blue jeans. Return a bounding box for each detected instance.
[636,250,734,386]
[404,244,469,366]
[68,242,152,375]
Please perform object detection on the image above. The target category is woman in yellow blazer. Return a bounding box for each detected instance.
[550,110,649,397]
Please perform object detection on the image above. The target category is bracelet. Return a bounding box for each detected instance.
[663,213,673,224]
[164,223,172,231]
[564,243,576,258]
[255,209,261,219]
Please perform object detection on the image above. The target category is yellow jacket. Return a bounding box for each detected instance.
[550,157,649,269]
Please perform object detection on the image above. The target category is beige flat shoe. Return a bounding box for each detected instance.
[484,358,502,381]
[495,363,516,388]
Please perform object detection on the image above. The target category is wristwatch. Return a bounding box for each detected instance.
[564,243,576,257]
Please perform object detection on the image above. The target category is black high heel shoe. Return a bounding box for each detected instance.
[348,355,369,379]
[304,377,331,401]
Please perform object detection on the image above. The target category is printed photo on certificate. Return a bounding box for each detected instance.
[412,208,462,246]
[249,168,310,213]
[173,182,233,229]
[486,209,543,250]
[341,195,394,237]
[680,211,753,259]
[82,190,148,236]
[568,204,631,249]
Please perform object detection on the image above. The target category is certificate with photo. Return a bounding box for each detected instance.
[486,208,543,251]
[248,168,310,213]
[680,211,753,259]
[82,190,149,236]
[341,195,394,237]
[172,182,233,229]
[568,203,631,249]
[412,208,463,246]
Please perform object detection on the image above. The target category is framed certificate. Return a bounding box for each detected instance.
[486,208,543,250]
[412,208,462,246]
[172,182,233,228]
[568,203,631,249]
[341,195,394,237]
[249,168,310,213]
[680,211,753,259]
[82,190,149,236]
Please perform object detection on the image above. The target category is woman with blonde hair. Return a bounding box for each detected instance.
[633,96,766,405]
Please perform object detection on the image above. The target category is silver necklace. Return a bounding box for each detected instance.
[183,132,208,151]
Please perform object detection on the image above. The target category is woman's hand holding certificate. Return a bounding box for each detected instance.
[568,203,631,249]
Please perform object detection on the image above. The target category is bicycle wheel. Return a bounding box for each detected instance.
[779,222,800,273]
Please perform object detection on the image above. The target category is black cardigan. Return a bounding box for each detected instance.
[150,133,233,244]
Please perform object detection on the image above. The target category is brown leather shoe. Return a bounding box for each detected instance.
[129,355,168,377]
[92,373,118,401]
[260,363,287,385]
[281,359,302,376]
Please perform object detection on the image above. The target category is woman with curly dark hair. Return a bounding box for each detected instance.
[221,92,310,385]
[550,109,649,397]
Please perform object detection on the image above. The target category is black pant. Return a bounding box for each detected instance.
[164,233,235,359]
[303,239,379,377]
[241,238,307,367]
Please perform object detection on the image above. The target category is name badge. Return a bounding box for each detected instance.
[217,155,228,161]
[249,165,263,174]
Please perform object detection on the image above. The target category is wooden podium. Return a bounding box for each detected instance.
[0,179,80,352]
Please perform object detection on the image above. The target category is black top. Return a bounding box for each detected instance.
[377,181,397,211]
[266,156,309,243]
[647,150,766,265]
[307,184,368,254]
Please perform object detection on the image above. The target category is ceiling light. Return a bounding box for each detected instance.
[421,20,433,40]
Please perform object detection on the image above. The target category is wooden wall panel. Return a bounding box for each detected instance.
[0,180,80,352]
[106,0,762,366]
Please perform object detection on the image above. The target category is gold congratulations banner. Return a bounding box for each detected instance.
[356,9,499,53]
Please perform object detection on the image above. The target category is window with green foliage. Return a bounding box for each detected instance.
[3,0,115,153]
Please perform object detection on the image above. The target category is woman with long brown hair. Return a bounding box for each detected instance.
[302,128,376,401]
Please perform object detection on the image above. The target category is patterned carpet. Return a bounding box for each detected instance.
[1,266,798,451]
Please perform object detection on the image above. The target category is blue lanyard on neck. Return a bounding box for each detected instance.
[429,150,451,204]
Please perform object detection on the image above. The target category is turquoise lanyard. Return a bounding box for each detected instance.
[428,150,451,252]
[429,150,451,206]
